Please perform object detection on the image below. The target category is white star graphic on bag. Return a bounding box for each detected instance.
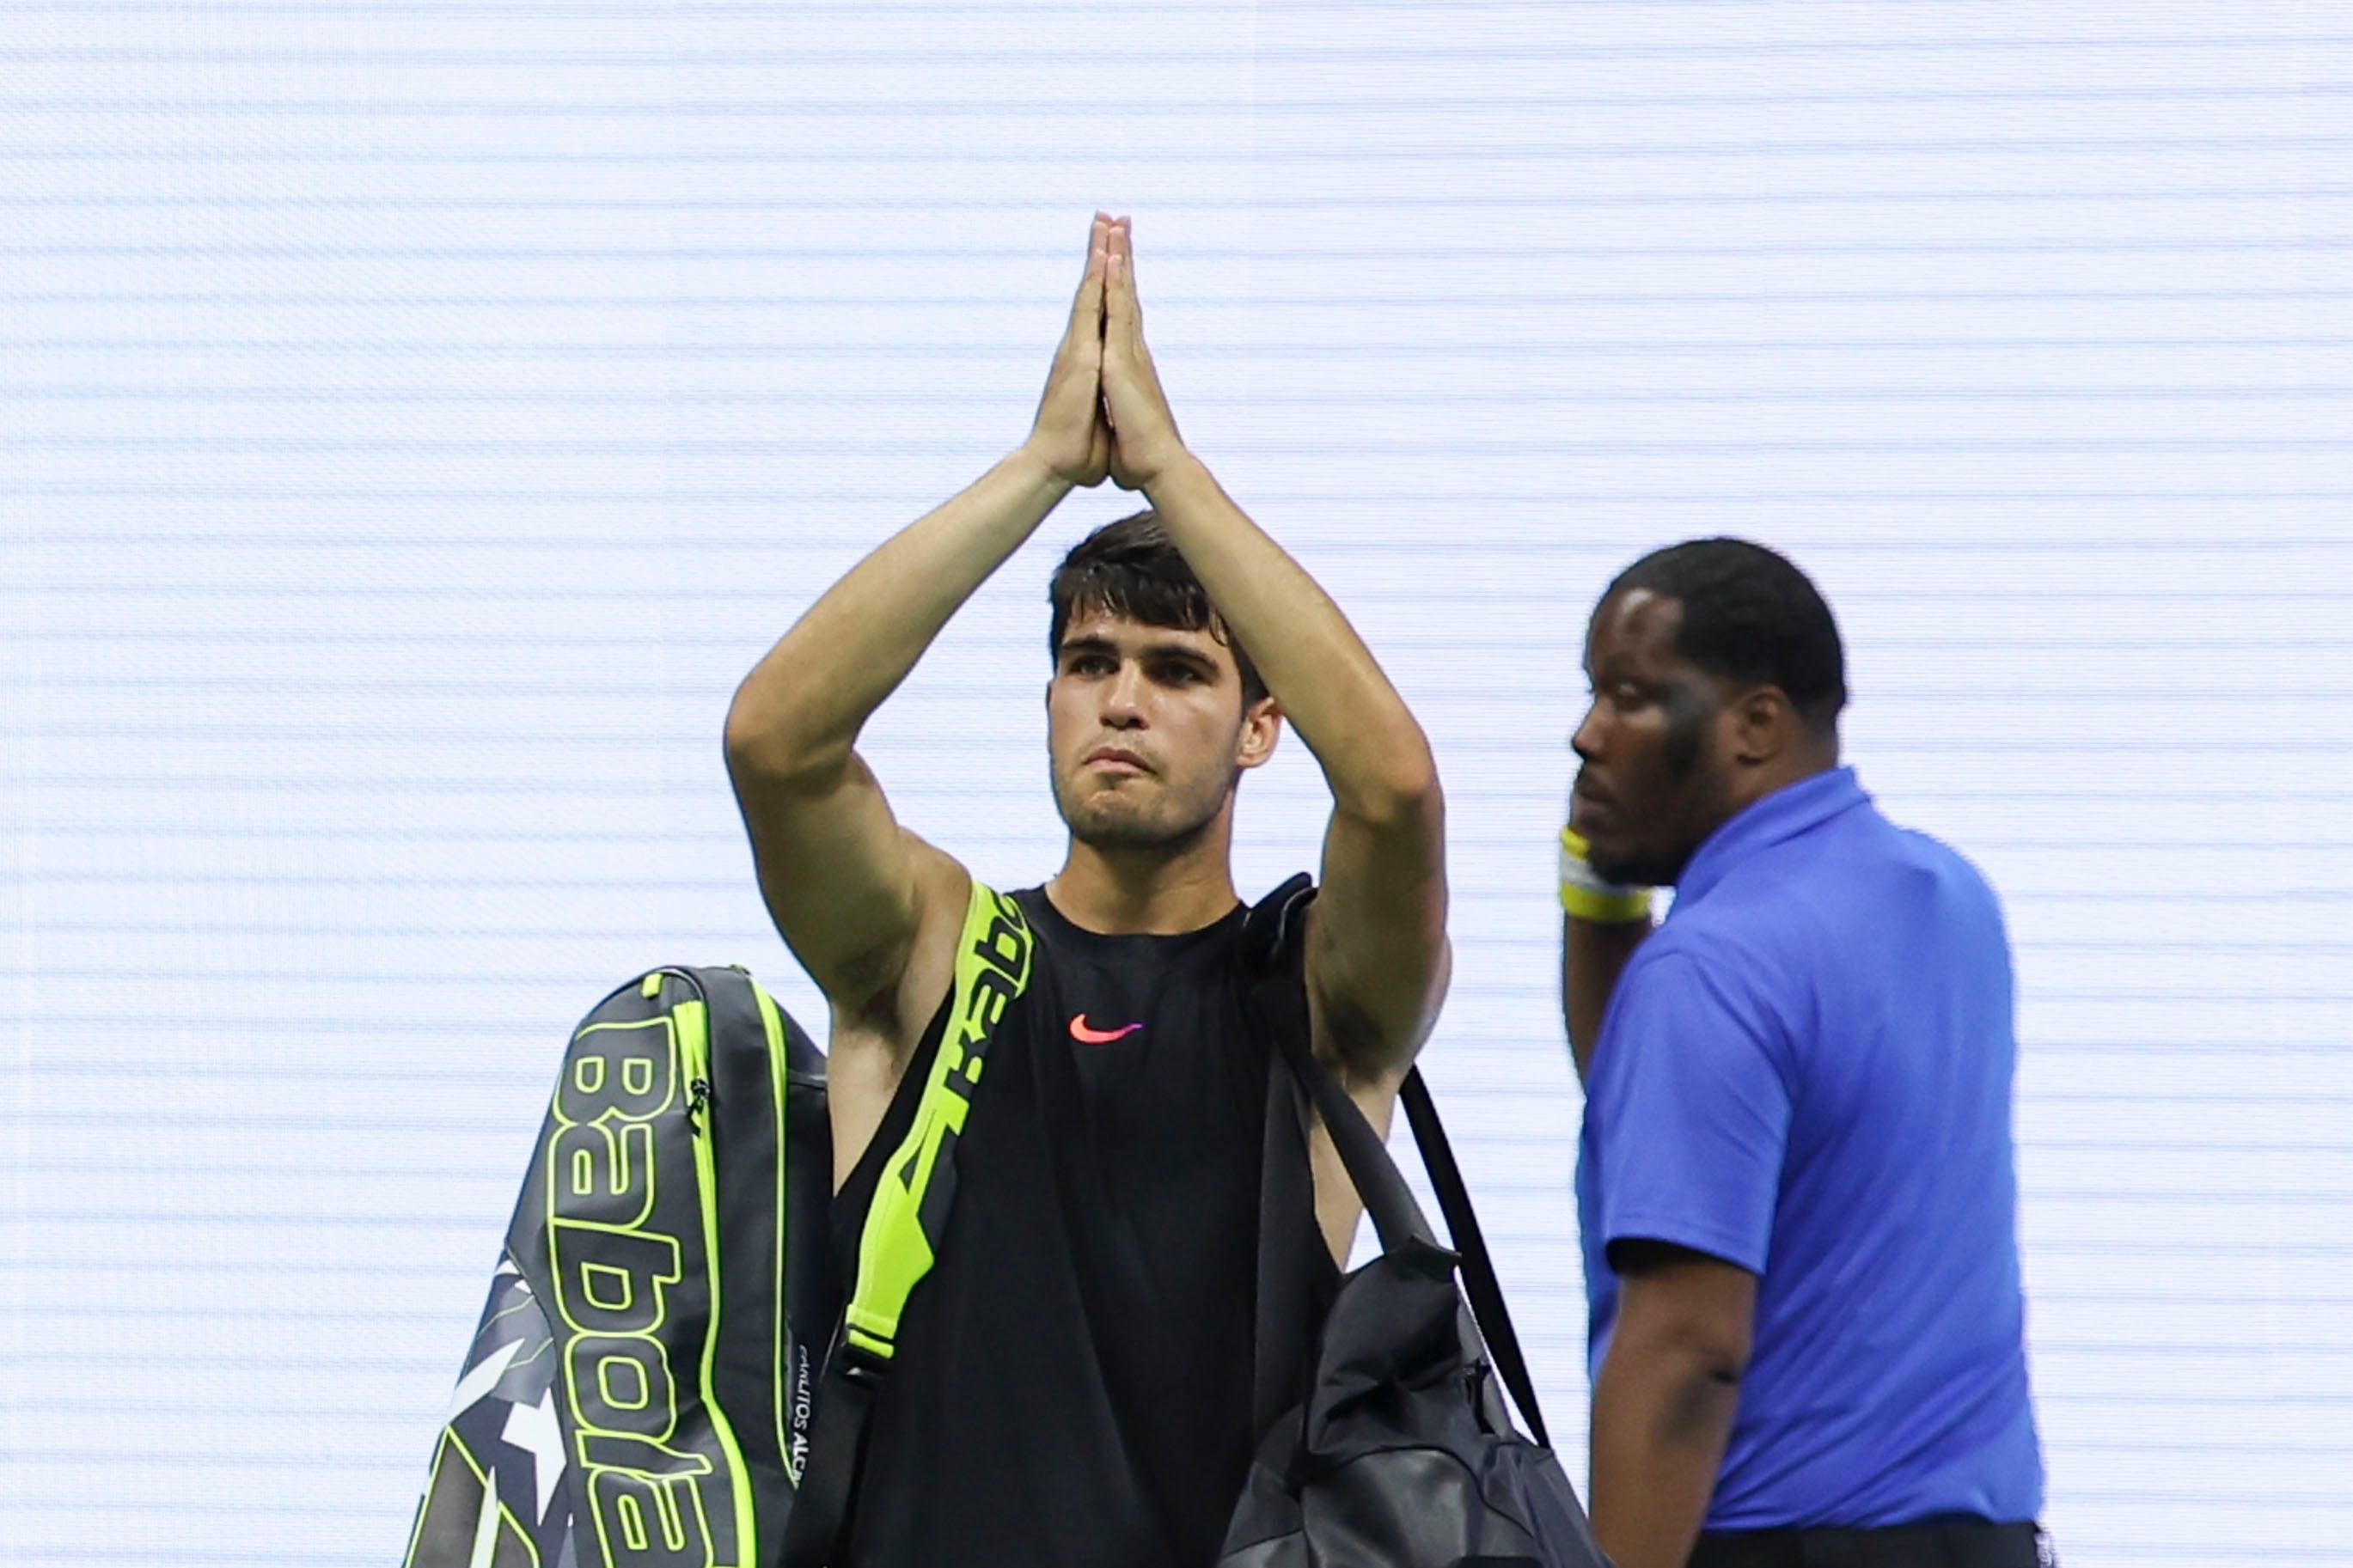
[503,1386,568,1522]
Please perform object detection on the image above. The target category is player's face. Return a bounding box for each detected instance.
[1048,613,1278,851]
[1569,589,1739,887]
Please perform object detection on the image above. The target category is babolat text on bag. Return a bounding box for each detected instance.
[406,966,836,1568]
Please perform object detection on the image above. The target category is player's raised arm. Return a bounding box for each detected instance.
[1096,218,1448,1091]
[724,217,1115,1027]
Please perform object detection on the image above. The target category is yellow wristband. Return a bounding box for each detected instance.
[1559,823,1655,924]
[1559,881,1656,924]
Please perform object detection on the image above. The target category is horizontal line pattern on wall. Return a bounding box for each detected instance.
[3,3,2348,1565]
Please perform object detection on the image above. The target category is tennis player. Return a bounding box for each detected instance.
[724,215,1449,1567]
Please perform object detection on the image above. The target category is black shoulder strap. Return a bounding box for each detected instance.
[1247,874,1335,1437]
[1242,875,1431,1258]
[1251,1024,1323,1440]
[1243,873,1553,1451]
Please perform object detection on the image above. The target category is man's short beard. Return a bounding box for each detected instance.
[1592,688,1715,887]
[1066,802,1219,853]
[1659,681,1712,780]
[1054,771,1234,854]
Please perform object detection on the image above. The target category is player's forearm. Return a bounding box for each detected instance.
[1590,1337,1741,1568]
[1563,913,1653,1082]
[725,448,1069,782]
[1143,455,1437,821]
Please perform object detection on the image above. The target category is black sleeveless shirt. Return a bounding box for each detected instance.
[829,886,1333,1568]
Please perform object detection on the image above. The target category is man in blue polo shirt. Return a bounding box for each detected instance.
[1558,539,2045,1568]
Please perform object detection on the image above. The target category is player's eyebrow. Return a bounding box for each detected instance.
[1139,641,1220,675]
[1060,634,1222,676]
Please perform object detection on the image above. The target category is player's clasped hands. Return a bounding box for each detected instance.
[1027,213,1186,494]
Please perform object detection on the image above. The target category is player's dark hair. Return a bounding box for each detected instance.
[1049,511,1268,706]
[1604,538,1847,729]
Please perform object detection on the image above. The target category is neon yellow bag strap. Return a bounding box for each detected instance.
[841,877,1035,1360]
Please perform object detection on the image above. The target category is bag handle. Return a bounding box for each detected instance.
[1244,874,1552,1451]
[1397,1067,1550,1452]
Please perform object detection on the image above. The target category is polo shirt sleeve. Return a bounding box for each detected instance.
[1587,947,1791,1278]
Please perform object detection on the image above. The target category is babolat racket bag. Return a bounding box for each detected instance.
[405,965,838,1568]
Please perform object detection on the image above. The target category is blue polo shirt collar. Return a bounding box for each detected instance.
[1672,766,1869,909]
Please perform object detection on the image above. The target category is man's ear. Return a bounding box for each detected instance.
[1236,697,1283,772]
[1728,686,1797,766]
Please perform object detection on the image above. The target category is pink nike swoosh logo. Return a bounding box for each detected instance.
[1069,1015,1143,1044]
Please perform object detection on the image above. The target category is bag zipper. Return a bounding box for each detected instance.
[742,972,803,1485]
